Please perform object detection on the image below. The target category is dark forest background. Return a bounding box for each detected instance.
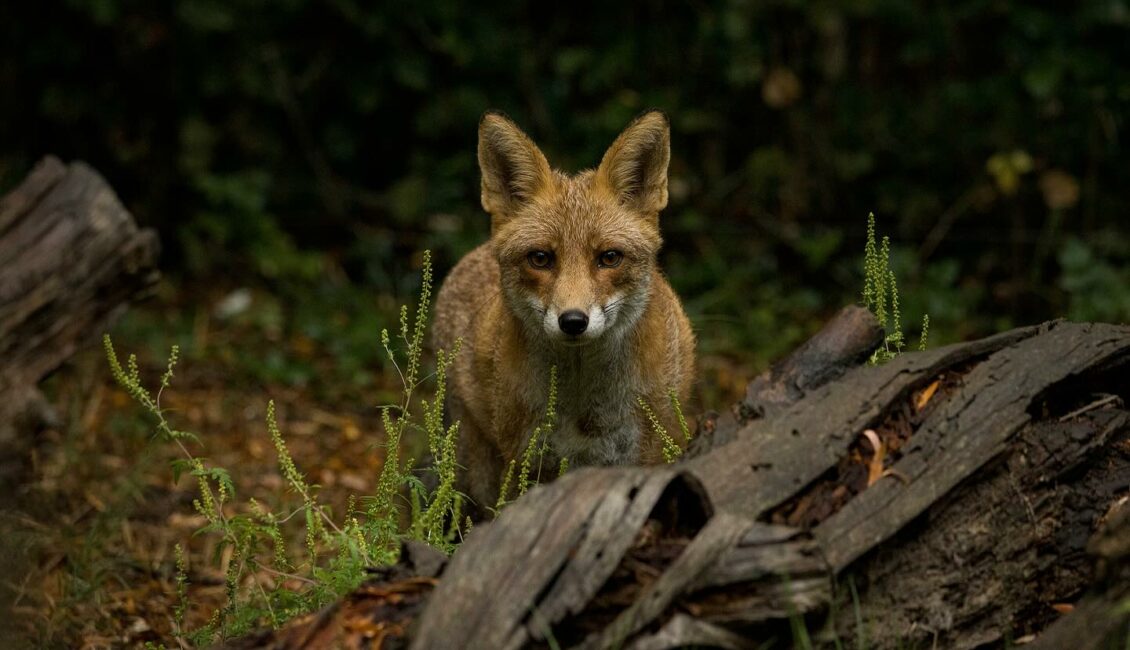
[2,0,1128,398]
[2,2,1130,645]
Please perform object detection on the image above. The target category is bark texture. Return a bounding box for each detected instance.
[0,156,159,450]
[231,312,1130,650]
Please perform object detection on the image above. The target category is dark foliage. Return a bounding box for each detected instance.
[2,0,1128,359]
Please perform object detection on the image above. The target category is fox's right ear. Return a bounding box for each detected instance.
[478,112,553,221]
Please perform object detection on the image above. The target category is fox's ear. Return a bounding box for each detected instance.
[478,112,553,220]
[596,111,670,214]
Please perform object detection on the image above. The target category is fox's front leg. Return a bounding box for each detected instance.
[455,418,505,517]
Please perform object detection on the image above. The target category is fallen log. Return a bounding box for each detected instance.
[233,317,1130,649]
[0,156,159,467]
[825,377,1130,647]
[1026,500,1130,650]
[689,305,883,454]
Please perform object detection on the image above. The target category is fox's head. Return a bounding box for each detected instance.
[478,110,670,346]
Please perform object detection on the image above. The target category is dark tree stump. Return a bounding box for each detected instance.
[231,317,1130,650]
[0,156,159,455]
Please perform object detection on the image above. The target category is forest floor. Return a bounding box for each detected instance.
[0,278,752,648]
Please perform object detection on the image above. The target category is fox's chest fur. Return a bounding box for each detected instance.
[517,336,646,468]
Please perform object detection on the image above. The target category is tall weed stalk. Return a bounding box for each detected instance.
[104,250,463,644]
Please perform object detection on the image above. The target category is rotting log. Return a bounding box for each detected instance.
[230,316,1130,650]
[0,156,159,460]
[689,305,883,455]
[1025,501,1130,650]
[824,382,1130,648]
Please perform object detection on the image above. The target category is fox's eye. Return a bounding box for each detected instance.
[598,250,624,268]
[527,250,553,269]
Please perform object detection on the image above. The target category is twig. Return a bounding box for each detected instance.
[1058,394,1121,422]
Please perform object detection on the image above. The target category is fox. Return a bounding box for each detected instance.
[432,110,696,513]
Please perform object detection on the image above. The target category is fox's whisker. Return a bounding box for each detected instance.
[603,297,628,315]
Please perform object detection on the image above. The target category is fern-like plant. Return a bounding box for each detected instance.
[862,213,929,363]
[494,365,560,513]
[104,249,464,645]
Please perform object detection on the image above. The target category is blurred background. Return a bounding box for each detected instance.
[3,2,1130,644]
[3,0,1130,403]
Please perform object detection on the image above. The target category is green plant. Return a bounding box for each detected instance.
[863,213,929,364]
[368,250,467,554]
[496,365,560,512]
[173,543,189,638]
[637,391,691,464]
[1058,236,1130,323]
[408,342,465,549]
[493,379,693,512]
[667,388,692,443]
[103,250,463,645]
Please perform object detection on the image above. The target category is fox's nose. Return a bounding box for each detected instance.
[558,310,589,336]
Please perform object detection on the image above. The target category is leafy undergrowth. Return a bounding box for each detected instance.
[6,314,398,646]
[3,275,431,646]
[2,271,753,648]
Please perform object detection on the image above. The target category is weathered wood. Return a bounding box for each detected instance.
[683,325,1043,521]
[831,404,1130,648]
[627,613,758,650]
[414,468,677,649]
[420,322,1128,650]
[228,319,1130,650]
[689,305,882,456]
[815,322,1129,570]
[577,512,749,650]
[692,523,828,621]
[1026,501,1130,650]
[737,305,883,422]
[0,156,159,447]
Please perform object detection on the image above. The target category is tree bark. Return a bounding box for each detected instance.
[0,156,159,452]
[231,316,1130,650]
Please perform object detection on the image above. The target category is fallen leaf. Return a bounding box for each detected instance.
[785,492,816,527]
[84,490,107,512]
[343,418,361,441]
[862,429,885,486]
[288,420,320,436]
[167,512,208,529]
[915,379,941,411]
[1051,602,1074,614]
[340,472,369,492]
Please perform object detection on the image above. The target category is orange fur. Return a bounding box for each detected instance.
[432,111,696,514]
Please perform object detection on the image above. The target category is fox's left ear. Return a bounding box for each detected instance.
[596,111,670,215]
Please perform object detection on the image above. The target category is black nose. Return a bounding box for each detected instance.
[558,310,589,336]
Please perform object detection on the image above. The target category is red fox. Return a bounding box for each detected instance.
[432,110,696,511]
